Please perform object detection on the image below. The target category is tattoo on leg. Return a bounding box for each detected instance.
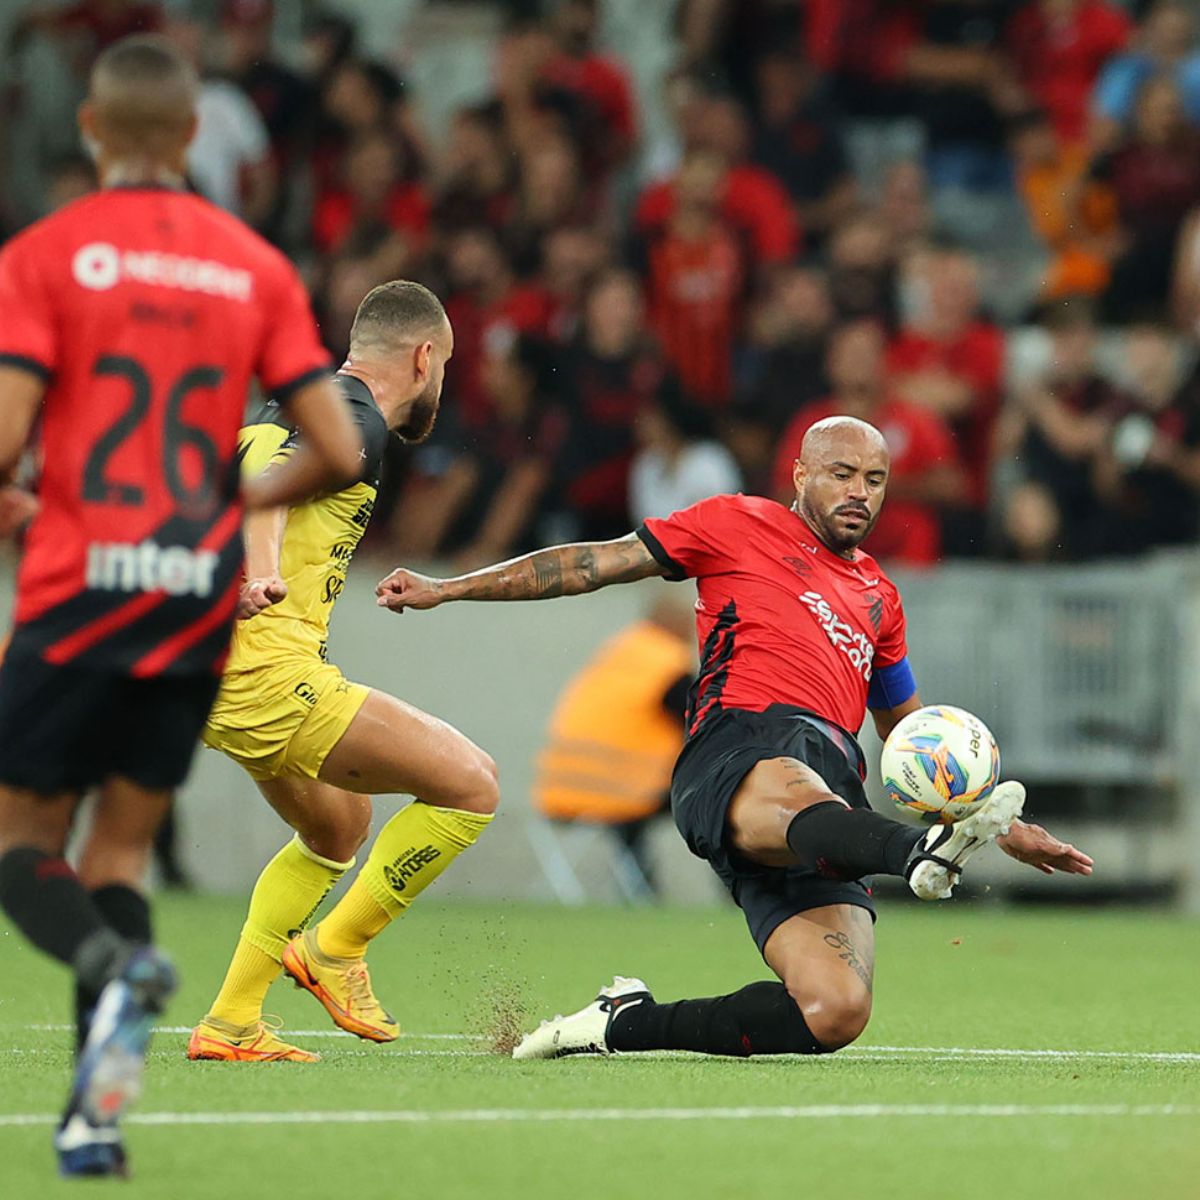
[823,931,873,993]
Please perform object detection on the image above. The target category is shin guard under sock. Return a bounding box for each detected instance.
[607,981,828,1057]
[785,801,923,880]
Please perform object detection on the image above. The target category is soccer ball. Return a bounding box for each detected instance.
[881,705,1000,825]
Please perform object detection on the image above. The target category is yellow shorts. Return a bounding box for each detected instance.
[202,657,370,782]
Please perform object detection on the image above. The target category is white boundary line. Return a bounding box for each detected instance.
[0,1104,1196,1129]
[17,1026,1200,1062]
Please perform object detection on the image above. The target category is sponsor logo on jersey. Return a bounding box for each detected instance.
[85,540,218,597]
[294,681,319,706]
[798,589,876,679]
[72,242,253,302]
[350,497,374,530]
[382,845,442,894]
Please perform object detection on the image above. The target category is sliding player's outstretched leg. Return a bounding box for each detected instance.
[281,690,498,1041]
[514,904,872,1059]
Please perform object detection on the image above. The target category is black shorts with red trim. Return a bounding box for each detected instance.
[670,703,876,955]
[0,636,219,793]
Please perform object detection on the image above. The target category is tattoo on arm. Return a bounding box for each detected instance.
[823,931,873,994]
[450,534,666,602]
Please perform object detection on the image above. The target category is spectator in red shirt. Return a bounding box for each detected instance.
[1094,76,1200,322]
[888,248,1004,526]
[635,96,799,274]
[312,130,430,270]
[543,0,637,175]
[442,226,554,432]
[773,320,966,565]
[1006,0,1132,144]
[645,150,745,408]
[803,0,922,116]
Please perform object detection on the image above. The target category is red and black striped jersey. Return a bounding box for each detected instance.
[637,494,908,737]
[0,186,331,676]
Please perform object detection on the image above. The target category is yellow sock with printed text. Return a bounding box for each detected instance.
[207,835,354,1026]
[316,802,493,960]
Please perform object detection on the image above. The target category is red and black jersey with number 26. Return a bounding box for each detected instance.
[0,186,331,677]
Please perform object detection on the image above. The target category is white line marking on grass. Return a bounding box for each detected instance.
[849,1045,1200,1064]
[0,1104,1196,1130]
[21,1026,1200,1061]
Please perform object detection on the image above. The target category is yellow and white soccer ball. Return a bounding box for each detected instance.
[881,704,1001,825]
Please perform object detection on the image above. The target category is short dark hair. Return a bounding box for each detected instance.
[92,35,198,102]
[350,280,448,353]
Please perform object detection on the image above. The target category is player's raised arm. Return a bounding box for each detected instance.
[376,533,668,612]
[242,375,363,509]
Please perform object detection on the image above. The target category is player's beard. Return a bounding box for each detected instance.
[396,378,441,443]
[801,493,879,554]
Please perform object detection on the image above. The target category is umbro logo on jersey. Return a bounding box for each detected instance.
[783,556,813,577]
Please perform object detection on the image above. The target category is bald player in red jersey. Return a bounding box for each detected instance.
[377,415,1093,1061]
[0,36,362,1177]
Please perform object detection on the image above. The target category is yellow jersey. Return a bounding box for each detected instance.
[227,373,389,671]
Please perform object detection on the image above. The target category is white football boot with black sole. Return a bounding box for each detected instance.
[905,781,1026,901]
[512,976,652,1060]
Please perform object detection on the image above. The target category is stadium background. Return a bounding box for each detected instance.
[1,0,1200,913]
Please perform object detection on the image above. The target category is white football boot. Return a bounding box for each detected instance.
[905,781,1026,901]
[511,976,652,1060]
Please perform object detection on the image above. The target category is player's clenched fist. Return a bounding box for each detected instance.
[376,568,445,612]
[237,576,288,620]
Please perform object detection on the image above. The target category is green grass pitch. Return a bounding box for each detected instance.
[1,895,1197,1199]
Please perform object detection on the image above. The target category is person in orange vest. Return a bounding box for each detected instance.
[534,594,695,895]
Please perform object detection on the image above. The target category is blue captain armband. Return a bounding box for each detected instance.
[867,657,917,710]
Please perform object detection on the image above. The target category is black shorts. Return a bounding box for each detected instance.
[0,638,219,794]
[671,704,877,955]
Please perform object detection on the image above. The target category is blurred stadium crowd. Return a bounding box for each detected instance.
[6,0,1200,568]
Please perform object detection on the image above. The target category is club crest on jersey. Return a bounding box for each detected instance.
[798,590,875,679]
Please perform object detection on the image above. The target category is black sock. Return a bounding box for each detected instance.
[74,885,152,1053]
[785,801,924,880]
[0,848,117,971]
[607,981,828,1057]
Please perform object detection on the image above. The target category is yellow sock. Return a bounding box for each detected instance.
[208,835,354,1026]
[316,802,493,959]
